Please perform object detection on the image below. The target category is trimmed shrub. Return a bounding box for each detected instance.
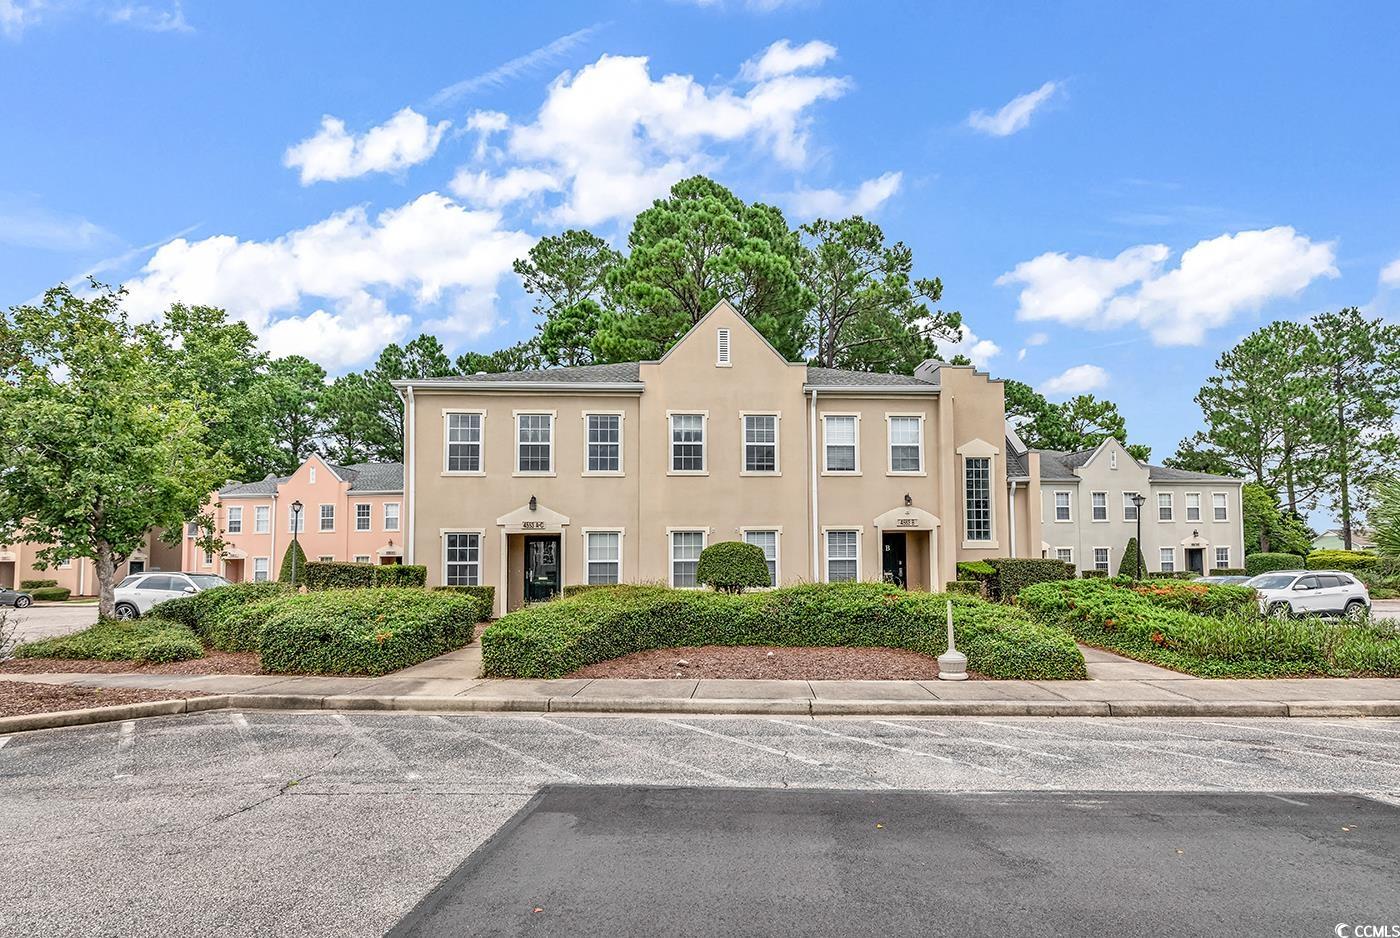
[1081,569,1109,579]
[1118,537,1143,578]
[374,564,427,588]
[985,558,1074,601]
[1211,568,1248,577]
[149,581,291,651]
[561,584,614,598]
[29,586,71,602]
[15,618,203,664]
[1128,578,1257,615]
[956,561,996,580]
[1306,549,1378,572]
[432,585,497,615]
[259,588,482,675]
[1244,552,1305,576]
[696,541,771,593]
[946,579,983,596]
[482,582,1086,681]
[20,578,57,589]
[279,540,309,583]
[303,561,429,590]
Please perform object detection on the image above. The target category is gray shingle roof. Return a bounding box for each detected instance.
[404,362,642,386]
[219,475,287,497]
[330,462,404,492]
[804,367,934,388]
[1006,438,1030,479]
[1035,450,1081,482]
[1032,448,1240,484]
[1146,465,1243,483]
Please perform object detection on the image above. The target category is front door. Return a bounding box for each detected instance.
[1186,548,1205,576]
[524,535,560,602]
[881,533,907,588]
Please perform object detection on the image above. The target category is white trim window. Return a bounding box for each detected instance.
[964,457,993,541]
[716,327,731,366]
[1122,493,1139,522]
[585,413,621,474]
[585,531,621,585]
[203,549,214,566]
[318,555,334,563]
[355,503,371,532]
[823,415,858,473]
[887,415,923,474]
[254,505,270,534]
[444,533,481,586]
[353,555,371,564]
[1091,492,1108,522]
[743,415,778,474]
[669,530,706,587]
[1159,547,1176,572]
[1093,547,1110,573]
[670,414,706,473]
[384,503,401,532]
[1185,492,1201,522]
[319,503,335,532]
[1054,491,1072,522]
[288,506,305,533]
[742,529,778,586]
[516,413,554,474]
[1212,492,1229,522]
[446,412,483,473]
[825,529,860,582]
[1055,547,1073,564]
[1215,546,1231,569]
[252,557,270,582]
[1158,492,1174,521]
[226,506,243,534]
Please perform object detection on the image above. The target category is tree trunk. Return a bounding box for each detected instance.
[94,540,117,620]
[1335,370,1352,551]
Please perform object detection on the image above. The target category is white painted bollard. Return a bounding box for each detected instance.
[937,599,968,681]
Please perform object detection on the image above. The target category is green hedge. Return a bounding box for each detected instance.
[696,540,771,593]
[955,561,996,580]
[985,558,1074,600]
[1081,569,1109,579]
[302,561,428,590]
[259,588,482,675]
[19,578,57,589]
[1118,537,1143,577]
[1244,552,1304,575]
[1306,549,1379,571]
[946,579,983,596]
[14,618,203,664]
[279,540,308,582]
[1211,568,1248,577]
[149,581,291,651]
[375,564,428,588]
[29,586,71,601]
[1119,578,1258,615]
[1019,578,1399,678]
[482,582,1086,681]
[431,585,497,616]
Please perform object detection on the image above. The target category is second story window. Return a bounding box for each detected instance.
[1054,491,1071,522]
[888,416,922,473]
[319,504,335,532]
[288,507,304,533]
[355,503,371,532]
[1213,492,1229,521]
[384,503,400,532]
[965,457,992,541]
[1186,492,1201,521]
[516,413,554,474]
[670,413,706,472]
[743,415,777,473]
[1122,493,1138,521]
[446,413,482,473]
[1091,492,1107,521]
[254,506,270,534]
[823,415,857,473]
[1158,492,1174,521]
[586,414,621,473]
[226,506,243,534]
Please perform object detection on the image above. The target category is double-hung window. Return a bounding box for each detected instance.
[1054,491,1072,522]
[965,457,992,541]
[288,506,305,533]
[585,414,621,473]
[319,504,335,532]
[355,503,371,532]
[516,413,554,473]
[743,415,777,473]
[1215,546,1231,569]
[446,413,482,473]
[1186,492,1201,521]
[226,506,243,534]
[1158,493,1174,521]
[384,503,400,532]
[1213,493,1228,521]
[1159,547,1176,572]
[742,530,778,586]
[1094,547,1110,573]
[353,555,371,564]
[888,416,922,473]
[444,533,481,586]
[586,531,621,585]
[1091,492,1108,522]
[1122,493,1138,521]
[1055,547,1073,564]
[670,530,705,587]
[253,557,270,582]
[670,414,706,473]
[254,505,270,534]
[825,530,859,582]
[823,415,857,473]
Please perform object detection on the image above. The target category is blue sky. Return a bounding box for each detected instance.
[4,0,1400,488]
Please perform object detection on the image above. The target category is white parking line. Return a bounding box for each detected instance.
[332,713,418,779]
[1209,721,1400,751]
[0,736,9,750]
[781,720,1006,775]
[1192,721,1400,770]
[113,720,135,779]
[876,721,1074,762]
[981,721,1253,767]
[1314,720,1400,738]
[661,719,826,767]
[427,715,582,781]
[542,718,738,784]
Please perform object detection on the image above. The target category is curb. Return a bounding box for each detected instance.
[0,695,228,735]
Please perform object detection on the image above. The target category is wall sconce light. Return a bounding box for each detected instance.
[528,495,538,512]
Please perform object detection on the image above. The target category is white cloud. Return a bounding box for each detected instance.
[967,81,1060,137]
[108,2,190,32]
[785,171,901,219]
[1015,332,1048,362]
[427,24,604,108]
[943,325,1001,368]
[449,167,561,208]
[1,0,41,37]
[0,204,116,251]
[284,108,450,185]
[741,39,836,81]
[998,227,1338,345]
[122,192,534,365]
[1381,256,1400,287]
[1039,364,1108,397]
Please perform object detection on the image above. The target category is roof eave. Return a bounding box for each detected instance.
[391,380,645,393]
[802,385,938,395]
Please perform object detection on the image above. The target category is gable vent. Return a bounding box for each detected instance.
[716,328,731,366]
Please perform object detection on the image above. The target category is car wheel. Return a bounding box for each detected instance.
[1344,600,1369,622]
[114,602,139,620]
[13,595,31,608]
[1267,602,1292,619]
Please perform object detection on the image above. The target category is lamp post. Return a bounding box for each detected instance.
[290,500,303,588]
[1130,492,1146,580]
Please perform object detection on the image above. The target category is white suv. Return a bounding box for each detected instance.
[113,572,229,619]
[1246,570,1371,620]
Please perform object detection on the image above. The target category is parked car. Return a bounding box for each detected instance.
[1245,570,1371,620]
[1197,575,1252,586]
[0,587,33,609]
[112,572,230,619]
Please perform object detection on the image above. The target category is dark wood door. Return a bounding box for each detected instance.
[881,533,907,587]
[524,536,560,602]
[1187,548,1205,575]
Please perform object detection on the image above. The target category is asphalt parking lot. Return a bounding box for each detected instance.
[3,711,1398,936]
[5,602,98,644]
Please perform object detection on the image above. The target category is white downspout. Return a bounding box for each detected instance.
[405,386,416,565]
[1008,480,1018,557]
[270,492,278,581]
[809,389,820,581]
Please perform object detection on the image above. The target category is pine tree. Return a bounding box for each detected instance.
[279,539,308,584]
[1118,537,1143,578]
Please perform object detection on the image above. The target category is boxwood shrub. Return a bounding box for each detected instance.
[481,582,1086,681]
[946,579,983,596]
[431,585,496,616]
[150,581,292,651]
[696,540,771,593]
[259,588,482,675]
[302,562,429,590]
[14,618,203,664]
[28,586,71,601]
[1306,549,1379,572]
[1244,552,1305,575]
[19,578,57,589]
[985,558,1074,600]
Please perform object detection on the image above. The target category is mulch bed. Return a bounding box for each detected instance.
[0,681,204,718]
[565,645,977,681]
[0,651,262,676]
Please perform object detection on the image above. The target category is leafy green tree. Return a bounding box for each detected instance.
[1163,443,1237,477]
[1006,381,1149,460]
[263,355,327,472]
[798,215,961,372]
[1370,475,1400,557]
[1058,395,1151,462]
[513,230,622,366]
[1118,537,1143,578]
[279,538,308,584]
[1241,483,1314,555]
[0,284,228,617]
[598,176,812,361]
[455,339,542,375]
[325,335,458,463]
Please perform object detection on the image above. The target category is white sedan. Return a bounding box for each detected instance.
[1246,570,1371,620]
[112,572,229,619]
